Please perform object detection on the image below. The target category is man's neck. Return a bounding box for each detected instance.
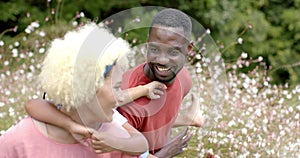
[143,64,154,81]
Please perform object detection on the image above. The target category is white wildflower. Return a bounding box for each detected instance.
[228,120,236,127]
[12,49,18,57]
[80,12,85,17]
[25,28,31,34]
[263,118,268,124]
[237,37,243,44]
[39,48,45,53]
[205,58,210,63]
[206,29,211,34]
[243,82,249,89]
[280,130,285,136]
[31,21,40,28]
[251,87,258,94]
[286,93,292,99]
[241,52,248,59]
[28,51,34,57]
[14,41,20,47]
[6,70,10,76]
[39,31,46,37]
[278,98,284,104]
[215,54,221,62]
[196,67,202,73]
[135,17,141,22]
[20,53,25,58]
[72,21,78,27]
[253,153,261,158]
[288,107,293,112]
[118,27,122,33]
[32,95,38,99]
[242,128,247,134]
[8,107,14,113]
[5,90,11,96]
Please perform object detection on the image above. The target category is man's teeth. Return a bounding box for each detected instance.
[157,67,169,71]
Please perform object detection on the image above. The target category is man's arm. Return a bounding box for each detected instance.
[91,123,191,158]
[154,128,193,158]
[25,99,91,145]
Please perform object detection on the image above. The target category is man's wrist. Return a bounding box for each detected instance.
[153,148,171,158]
[64,117,76,132]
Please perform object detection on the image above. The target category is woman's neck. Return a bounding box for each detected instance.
[68,108,101,129]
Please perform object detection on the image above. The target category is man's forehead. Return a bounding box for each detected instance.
[151,25,185,37]
[148,42,185,50]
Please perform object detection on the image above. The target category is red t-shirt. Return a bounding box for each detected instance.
[117,63,192,153]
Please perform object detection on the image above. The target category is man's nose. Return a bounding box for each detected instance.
[156,53,170,64]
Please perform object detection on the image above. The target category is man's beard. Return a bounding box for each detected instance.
[151,68,177,84]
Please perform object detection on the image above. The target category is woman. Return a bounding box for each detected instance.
[0,23,165,158]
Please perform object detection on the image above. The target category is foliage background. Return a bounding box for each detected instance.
[1,0,299,85]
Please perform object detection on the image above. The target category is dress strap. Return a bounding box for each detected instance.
[42,92,46,100]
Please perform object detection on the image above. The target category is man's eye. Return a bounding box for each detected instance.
[149,47,158,53]
[169,49,180,56]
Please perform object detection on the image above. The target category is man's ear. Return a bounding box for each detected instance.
[187,41,194,55]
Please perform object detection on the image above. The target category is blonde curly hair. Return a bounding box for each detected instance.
[39,23,130,111]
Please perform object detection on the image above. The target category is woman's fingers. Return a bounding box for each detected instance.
[153,89,164,95]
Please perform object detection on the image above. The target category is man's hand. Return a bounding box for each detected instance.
[154,128,193,158]
[143,81,167,99]
[67,121,93,146]
[91,131,115,154]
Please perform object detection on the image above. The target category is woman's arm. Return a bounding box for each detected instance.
[91,122,149,155]
[25,99,91,145]
[173,93,205,127]
[116,81,166,106]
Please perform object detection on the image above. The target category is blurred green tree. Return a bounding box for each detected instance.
[0,0,299,85]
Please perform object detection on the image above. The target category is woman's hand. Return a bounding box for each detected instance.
[143,81,167,99]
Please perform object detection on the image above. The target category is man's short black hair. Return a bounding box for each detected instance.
[150,8,192,40]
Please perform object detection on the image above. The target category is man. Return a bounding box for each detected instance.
[117,8,200,157]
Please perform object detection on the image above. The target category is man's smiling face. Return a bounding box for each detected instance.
[145,25,192,84]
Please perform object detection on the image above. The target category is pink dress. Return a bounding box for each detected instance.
[0,110,139,158]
